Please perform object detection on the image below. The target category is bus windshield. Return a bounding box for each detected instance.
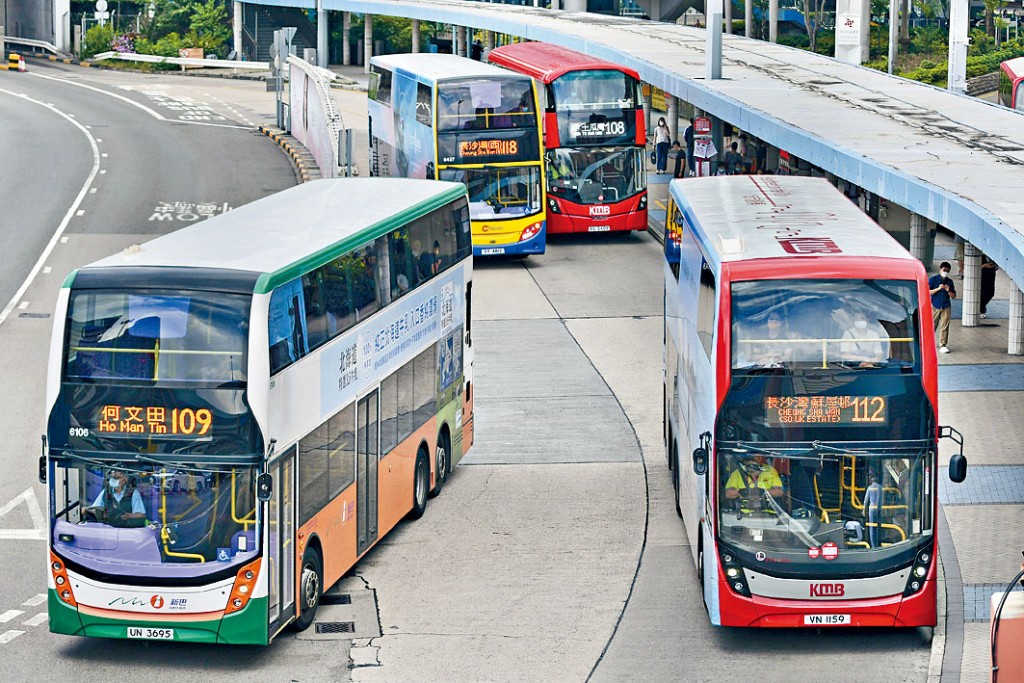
[439,166,543,220]
[551,70,638,145]
[50,458,259,579]
[715,446,933,562]
[65,289,249,385]
[546,147,644,204]
[437,77,536,131]
[731,279,919,371]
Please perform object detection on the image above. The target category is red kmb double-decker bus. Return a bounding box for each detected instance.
[664,175,967,632]
[489,42,647,235]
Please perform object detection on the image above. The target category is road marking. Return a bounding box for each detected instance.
[0,610,24,623]
[17,301,27,309]
[0,631,25,644]
[22,594,45,608]
[89,188,96,193]
[0,489,47,540]
[76,210,84,216]
[43,267,51,274]
[60,236,69,243]
[22,613,47,627]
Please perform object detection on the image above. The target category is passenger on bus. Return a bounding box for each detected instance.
[746,311,795,366]
[724,457,784,510]
[839,310,888,365]
[84,469,147,527]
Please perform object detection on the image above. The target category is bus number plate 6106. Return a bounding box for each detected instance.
[127,627,174,640]
[804,614,850,626]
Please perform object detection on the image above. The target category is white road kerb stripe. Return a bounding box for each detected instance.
[0,631,25,645]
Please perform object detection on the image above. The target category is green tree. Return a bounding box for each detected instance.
[188,0,231,55]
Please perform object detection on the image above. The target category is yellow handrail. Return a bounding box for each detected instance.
[159,471,205,562]
[231,470,256,530]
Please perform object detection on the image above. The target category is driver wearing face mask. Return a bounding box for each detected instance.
[86,470,146,527]
[840,310,887,364]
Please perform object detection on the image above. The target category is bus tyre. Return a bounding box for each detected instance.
[292,547,322,632]
[918,626,934,646]
[410,450,429,520]
[429,433,449,498]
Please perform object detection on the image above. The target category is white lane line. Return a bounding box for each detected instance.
[0,488,47,540]
[17,301,28,309]
[22,594,46,608]
[60,237,69,244]
[0,631,25,644]
[42,267,51,274]
[22,613,47,627]
[76,210,84,216]
[0,610,24,623]
[0,88,101,330]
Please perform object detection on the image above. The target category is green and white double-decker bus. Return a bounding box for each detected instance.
[42,178,474,644]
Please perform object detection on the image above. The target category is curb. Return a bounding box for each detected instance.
[928,554,947,683]
[259,126,321,183]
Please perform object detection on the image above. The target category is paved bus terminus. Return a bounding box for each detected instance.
[999,57,1024,110]
[663,175,967,629]
[487,41,647,235]
[368,53,547,257]
[42,178,474,644]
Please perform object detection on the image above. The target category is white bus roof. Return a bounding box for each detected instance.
[371,53,529,82]
[80,178,466,290]
[670,176,916,264]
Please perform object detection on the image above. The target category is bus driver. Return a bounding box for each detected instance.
[724,457,784,511]
[84,469,147,527]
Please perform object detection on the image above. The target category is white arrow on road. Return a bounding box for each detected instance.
[0,488,46,540]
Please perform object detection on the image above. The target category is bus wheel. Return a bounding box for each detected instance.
[292,547,322,631]
[697,532,709,613]
[429,432,449,498]
[409,449,429,520]
[918,626,934,646]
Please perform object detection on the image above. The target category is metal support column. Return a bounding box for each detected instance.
[668,96,679,146]
[769,0,778,42]
[725,0,732,34]
[233,2,242,61]
[364,14,372,74]
[745,0,753,38]
[343,12,350,66]
[412,19,420,53]
[316,0,328,67]
[1009,281,1024,355]
[643,88,652,138]
[910,213,928,262]
[962,242,981,328]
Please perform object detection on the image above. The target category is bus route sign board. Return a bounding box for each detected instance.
[694,117,712,135]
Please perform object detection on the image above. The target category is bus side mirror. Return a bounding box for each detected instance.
[948,454,967,483]
[38,435,47,484]
[257,473,273,502]
[692,447,708,476]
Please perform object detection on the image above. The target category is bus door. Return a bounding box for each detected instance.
[356,390,380,556]
[267,446,296,636]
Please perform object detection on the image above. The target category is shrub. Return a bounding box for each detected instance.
[82,24,114,59]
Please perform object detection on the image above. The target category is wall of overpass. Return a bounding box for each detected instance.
[248,0,1024,296]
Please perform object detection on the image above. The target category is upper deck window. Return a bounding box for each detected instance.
[437,77,536,132]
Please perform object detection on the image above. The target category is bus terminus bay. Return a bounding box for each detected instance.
[488,42,647,234]
[368,53,547,256]
[663,175,967,629]
[42,178,474,643]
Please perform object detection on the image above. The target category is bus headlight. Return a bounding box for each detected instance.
[547,197,561,214]
[719,547,749,597]
[519,222,543,243]
[903,548,934,596]
[49,550,77,606]
[638,193,648,210]
[225,558,262,615]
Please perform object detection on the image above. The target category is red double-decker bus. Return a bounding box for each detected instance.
[664,175,967,632]
[488,42,647,235]
[999,57,1024,110]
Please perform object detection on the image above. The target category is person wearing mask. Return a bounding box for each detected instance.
[840,310,888,365]
[929,261,957,353]
[654,117,671,175]
[85,469,146,527]
[671,140,685,179]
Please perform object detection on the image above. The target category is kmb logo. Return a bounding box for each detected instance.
[776,237,842,254]
[809,583,845,597]
[588,206,610,216]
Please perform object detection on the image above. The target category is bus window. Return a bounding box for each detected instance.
[302,270,329,351]
[370,65,391,104]
[416,82,433,126]
[697,260,716,360]
[328,402,356,498]
[269,279,306,374]
[388,227,416,297]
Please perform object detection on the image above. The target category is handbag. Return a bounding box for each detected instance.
[650,150,656,164]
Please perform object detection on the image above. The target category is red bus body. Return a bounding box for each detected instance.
[665,176,962,629]
[999,57,1024,110]
[489,42,648,235]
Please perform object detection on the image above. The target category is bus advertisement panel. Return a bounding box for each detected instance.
[369,53,547,257]
[44,179,474,644]
[488,42,647,235]
[663,175,967,629]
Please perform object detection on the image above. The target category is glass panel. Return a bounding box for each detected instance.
[66,290,249,384]
[438,166,542,220]
[269,279,306,374]
[268,460,280,623]
[546,147,643,204]
[380,373,399,454]
[51,459,259,578]
[299,421,330,525]
[328,403,356,497]
[551,70,638,145]
[731,280,920,371]
[716,449,932,559]
[437,77,536,131]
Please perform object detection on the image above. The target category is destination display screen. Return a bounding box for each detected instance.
[764,395,887,426]
[567,118,630,143]
[95,404,213,436]
[459,139,519,159]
